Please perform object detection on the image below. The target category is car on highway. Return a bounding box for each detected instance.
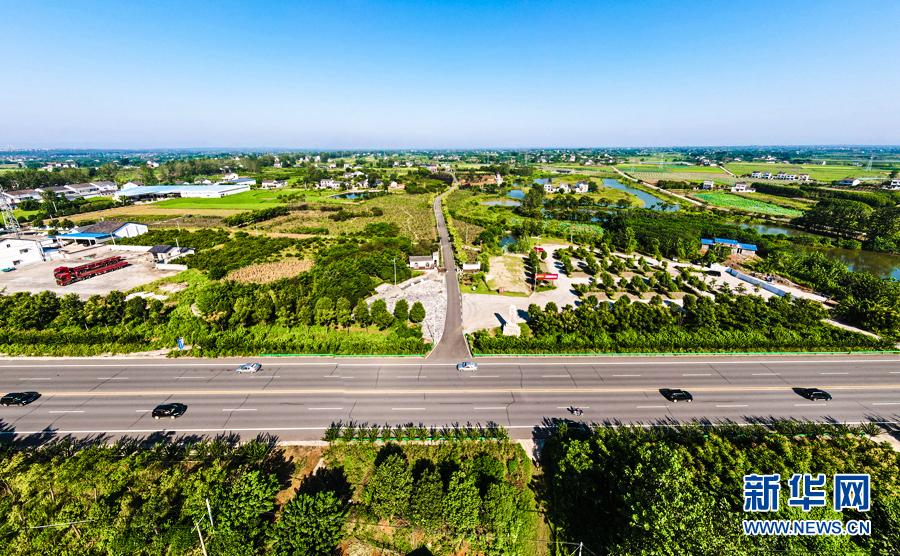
[152,403,187,420]
[1,392,40,406]
[236,363,262,374]
[661,389,693,403]
[457,361,478,372]
[801,388,832,401]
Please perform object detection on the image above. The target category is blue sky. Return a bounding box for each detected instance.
[2,0,899,149]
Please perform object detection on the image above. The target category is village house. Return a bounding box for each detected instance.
[731,182,756,193]
[0,235,53,269]
[798,174,810,182]
[556,182,571,194]
[408,251,440,270]
[575,181,590,193]
[0,189,43,207]
[543,183,556,194]
[261,179,287,189]
[317,179,343,190]
[701,180,715,190]
[884,179,900,190]
[148,244,196,263]
[194,178,213,185]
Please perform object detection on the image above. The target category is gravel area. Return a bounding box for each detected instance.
[366,270,448,343]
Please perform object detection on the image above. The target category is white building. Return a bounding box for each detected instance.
[544,183,556,194]
[408,251,440,270]
[114,184,251,201]
[884,179,900,190]
[1,189,43,207]
[0,236,50,269]
[575,181,590,193]
[77,220,149,239]
[702,180,715,190]
[839,178,861,186]
[731,182,756,193]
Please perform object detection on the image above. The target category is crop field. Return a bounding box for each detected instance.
[693,192,804,216]
[270,192,438,240]
[725,162,890,181]
[226,259,315,283]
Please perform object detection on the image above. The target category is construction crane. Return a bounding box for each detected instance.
[0,187,21,238]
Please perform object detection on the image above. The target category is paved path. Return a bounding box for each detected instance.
[2,355,899,443]
[426,186,471,362]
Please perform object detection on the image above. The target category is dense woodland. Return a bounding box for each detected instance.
[0,439,537,556]
[545,425,900,555]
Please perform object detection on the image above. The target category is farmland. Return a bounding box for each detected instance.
[693,192,804,216]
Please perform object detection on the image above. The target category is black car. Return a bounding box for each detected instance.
[661,389,693,403]
[802,388,832,401]
[1,392,40,406]
[152,403,187,420]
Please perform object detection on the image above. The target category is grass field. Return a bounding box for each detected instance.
[693,192,803,216]
[152,189,303,210]
[724,162,890,181]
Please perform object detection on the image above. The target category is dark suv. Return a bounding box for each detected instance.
[661,389,693,403]
[802,388,832,401]
[152,403,187,419]
[1,392,40,406]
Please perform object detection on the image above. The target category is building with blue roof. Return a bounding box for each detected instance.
[700,237,757,256]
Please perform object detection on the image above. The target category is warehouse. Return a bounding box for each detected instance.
[113,183,251,201]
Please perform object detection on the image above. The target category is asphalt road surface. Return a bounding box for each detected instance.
[2,355,899,443]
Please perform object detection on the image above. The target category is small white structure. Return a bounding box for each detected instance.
[839,178,861,186]
[502,304,520,336]
[702,180,715,190]
[884,179,900,190]
[408,251,440,270]
[543,183,556,194]
[575,181,590,193]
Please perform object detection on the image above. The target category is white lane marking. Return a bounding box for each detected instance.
[474,407,507,410]
[683,373,711,376]
[821,372,849,375]
[556,406,590,409]
[308,407,342,410]
[98,377,129,380]
[392,408,425,411]
[223,408,257,411]
[752,373,780,375]
[636,405,668,408]
[468,375,500,378]
[48,410,84,413]
[19,378,51,380]
[542,375,571,378]
[890,372,900,374]
[324,376,354,379]
[716,404,749,407]
[872,403,900,405]
[613,374,641,377]
[174,377,204,379]
[795,404,827,406]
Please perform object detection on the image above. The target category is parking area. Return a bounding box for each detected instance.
[0,249,184,298]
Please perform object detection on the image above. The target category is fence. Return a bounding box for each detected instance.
[726,268,787,296]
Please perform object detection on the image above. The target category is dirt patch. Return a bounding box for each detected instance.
[158,281,188,293]
[226,259,315,283]
[487,255,529,293]
[274,445,327,505]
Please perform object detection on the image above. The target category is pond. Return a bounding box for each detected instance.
[507,189,526,199]
[599,179,679,212]
[329,192,374,199]
[738,223,823,238]
[482,198,522,207]
[793,245,900,281]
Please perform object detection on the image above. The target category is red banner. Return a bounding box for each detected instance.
[536,273,558,280]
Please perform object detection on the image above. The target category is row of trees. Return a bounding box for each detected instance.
[472,293,892,354]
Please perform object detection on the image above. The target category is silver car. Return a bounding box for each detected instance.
[236,363,262,374]
[457,361,478,372]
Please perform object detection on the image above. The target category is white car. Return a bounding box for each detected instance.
[457,361,478,372]
[236,363,262,374]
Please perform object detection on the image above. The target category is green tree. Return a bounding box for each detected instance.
[408,468,444,529]
[363,453,413,521]
[370,298,394,329]
[314,297,335,327]
[393,299,409,321]
[352,300,370,330]
[409,301,426,323]
[335,297,352,330]
[270,491,347,556]
[443,471,480,531]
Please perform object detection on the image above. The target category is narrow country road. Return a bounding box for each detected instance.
[427,183,472,362]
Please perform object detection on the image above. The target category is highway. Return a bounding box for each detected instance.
[2,355,900,442]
